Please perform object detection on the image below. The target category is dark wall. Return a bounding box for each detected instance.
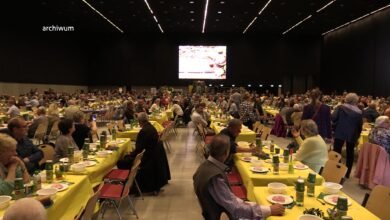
[322,8,390,96]
[0,34,89,85]
[86,34,321,93]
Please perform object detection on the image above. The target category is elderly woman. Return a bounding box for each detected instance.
[332,93,363,178]
[291,119,328,172]
[239,92,256,130]
[0,133,30,196]
[27,106,48,138]
[149,98,161,113]
[369,116,390,155]
[55,119,78,161]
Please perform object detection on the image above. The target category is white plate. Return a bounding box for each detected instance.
[59,158,69,163]
[294,164,309,170]
[323,195,352,206]
[82,161,97,167]
[241,157,252,162]
[250,167,269,173]
[48,183,68,192]
[267,194,294,205]
[237,141,250,147]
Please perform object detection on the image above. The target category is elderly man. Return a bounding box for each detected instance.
[191,103,210,127]
[220,119,253,167]
[193,134,284,220]
[7,117,43,174]
[7,99,20,118]
[117,112,170,193]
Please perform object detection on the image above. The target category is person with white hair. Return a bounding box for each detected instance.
[332,92,363,178]
[3,198,46,220]
[369,116,390,156]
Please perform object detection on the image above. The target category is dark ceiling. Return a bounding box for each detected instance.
[2,0,390,36]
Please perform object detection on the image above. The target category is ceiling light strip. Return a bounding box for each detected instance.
[243,0,272,33]
[316,0,336,13]
[143,0,164,33]
[282,15,312,35]
[81,0,124,33]
[322,4,390,36]
[202,0,210,33]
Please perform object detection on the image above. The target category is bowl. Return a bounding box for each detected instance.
[96,151,109,158]
[268,182,287,194]
[323,182,343,194]
[37,188,58,200]
[298,214,323,220]
[251,159,264,169]
[71,163,86,172]
[0,196,12,210]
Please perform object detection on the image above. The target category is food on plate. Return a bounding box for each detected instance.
[51,183,64,190]
[272,195,286,203]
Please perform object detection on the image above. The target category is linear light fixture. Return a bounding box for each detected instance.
[322,4,390,36]
[202,0,210,33]
[143,0,164,33]
[243,0,272,34]
[282,15,312,35]
[81,0,123,33]
[316,0,336,13]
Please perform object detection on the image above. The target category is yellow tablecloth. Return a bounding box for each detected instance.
[165,110,174,119]
[210,115,232,123]
[253,186,379,220]
[85,138,132,186]
[116,121,164,141]
[0,175,94,220]
[359,130,370,145]
[263,107,279,117]
[149,112,169,125]
[234,154,324,201]
[210,122,256,143]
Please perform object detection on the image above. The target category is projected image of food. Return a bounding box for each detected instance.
[179,46,226,79]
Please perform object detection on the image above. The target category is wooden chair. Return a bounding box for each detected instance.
[319,160,348,184]
[75,182,104,220]
[33,122,48,144]
[38,144,55,166]
[160,128,172,153]
[328,150,342,162]
[220,212,230,220]
[362,185,390,220]
[260,126,271,140]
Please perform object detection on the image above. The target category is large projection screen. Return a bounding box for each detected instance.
[179,46,226,79]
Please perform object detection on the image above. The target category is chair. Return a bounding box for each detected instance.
[227,168,242,186]
[319,160,348,184]
[99,158,142,219]
[328,150,342,162]
[362,185,390,220]
[48,120,60,140]
[33,122,48,144]
[75,182,104,220]
[160,128,172,153]
[260,126,271,140]
[104,149,145,199]
[220,212,230,220]
[231,185,247,200]
[38,144,55,166]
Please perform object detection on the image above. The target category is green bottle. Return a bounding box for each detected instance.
[45,160,54,183]
[288,150,294,174]
[306,172,316,197]
[295,177,305,206]
[112,127,117,141]
[82,138,90,161]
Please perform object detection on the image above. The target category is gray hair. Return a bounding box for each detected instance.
[345,93,359,105]
[137,112,149,124]
[227,119,242,129]
[0,133,17,154]
[208,134,230,158]
[300,119,319,137]
[3,198,46,220]
[375,116,390,128]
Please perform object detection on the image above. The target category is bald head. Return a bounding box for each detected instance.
[3,198,46,220]
[384,108,390,118]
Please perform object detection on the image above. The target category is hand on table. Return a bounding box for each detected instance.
[270,204,285,216]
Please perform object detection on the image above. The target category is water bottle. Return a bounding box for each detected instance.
[33,170,42,191]
[296,177,305,206]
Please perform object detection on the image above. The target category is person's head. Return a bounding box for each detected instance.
[384,108,390,118]
[242,92,251,101]
[126,101,134,109]
[47,103,59,116]
[368,102,376,110]
[227,119,242,138]
[137,112,149,126]
[208,134,231,162]
[72,111,85,123]
[293,104,302,112]
[309,89,322,104]
[300,119,319,138]
[7,117,28,140]
[195,103,205,113]
[36,107,46,116]
[3,198,46,220]
[374,116,390,129]
[8,99,16,106]
[345,93,359,105]
[58,118,75,135]
[0,133,18,166]
[154,98,160,104]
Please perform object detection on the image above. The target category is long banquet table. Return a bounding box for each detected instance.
[210,122,256,143]
[116,121,164,141]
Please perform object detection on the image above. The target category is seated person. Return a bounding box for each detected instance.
[7,99,20,118]
[55,119,78,161]
[72,111,95,149]
[368,116,390,156]
[3,198,46,220]
[7,117,43,174]
[193,134,284,220]
[0,133,30,196]
[220,119,255,168]
[291,119,328,172]
[149,98,161,113]
[363,103,380,123]
[117,113,170,193]
[171,99,184,118]
[123,101,136,123]
[27,107,48,138]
